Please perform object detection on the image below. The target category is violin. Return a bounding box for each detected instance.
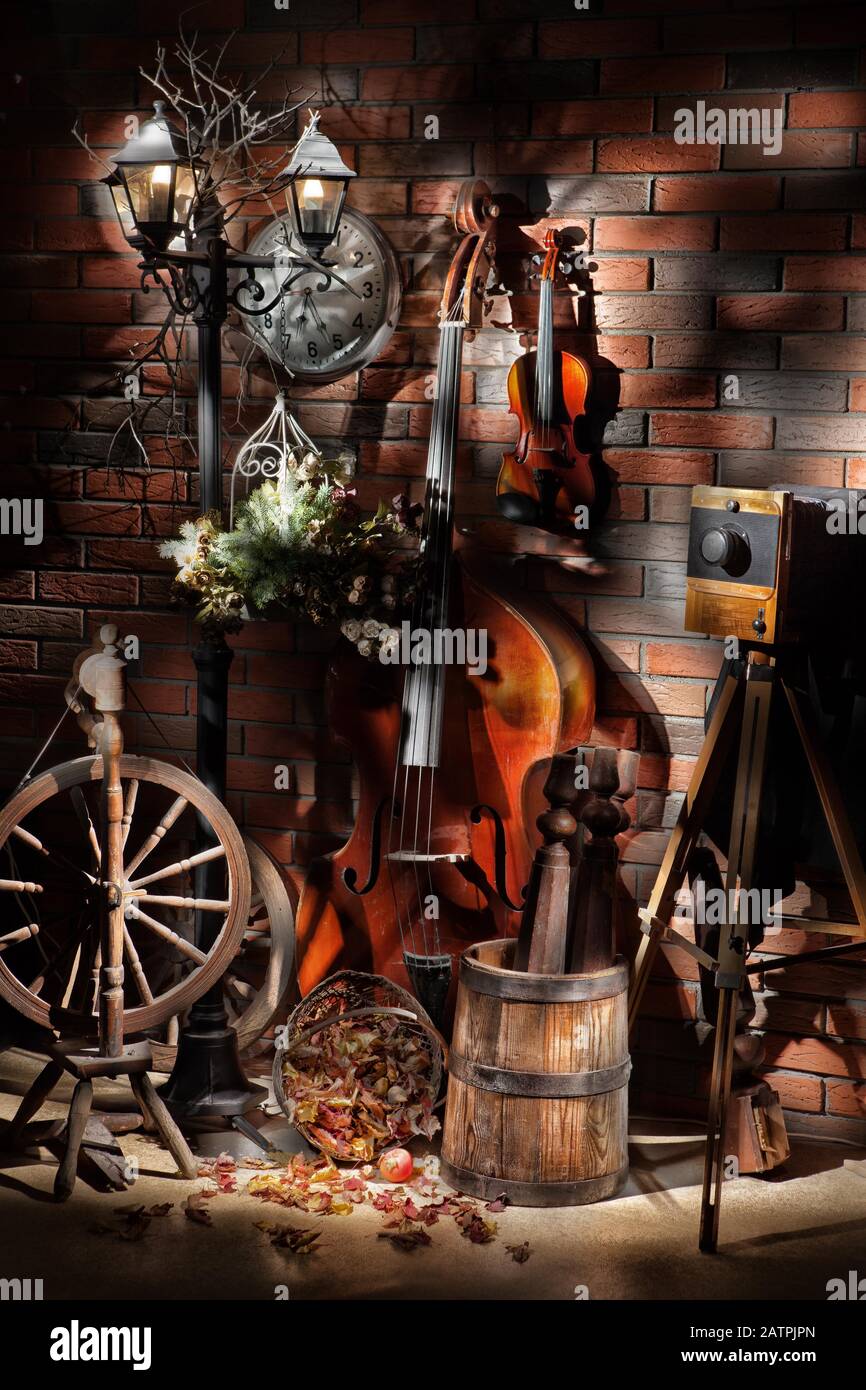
[294,182,596,1024]
[496,228,595,530]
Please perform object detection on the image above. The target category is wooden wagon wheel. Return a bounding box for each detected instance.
[0,754,251,1038]
[150,836,297,1071]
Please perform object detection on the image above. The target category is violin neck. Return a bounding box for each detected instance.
[536,277,555,427]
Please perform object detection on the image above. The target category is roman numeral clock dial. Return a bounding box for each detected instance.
[243,209,402,383]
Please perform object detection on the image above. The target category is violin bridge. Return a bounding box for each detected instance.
[385,851,469,864]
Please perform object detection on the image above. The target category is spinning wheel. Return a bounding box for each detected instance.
[0,754,250,1037]
[0,625,251,1198]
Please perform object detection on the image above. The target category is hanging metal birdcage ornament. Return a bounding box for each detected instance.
[228,390,326,527]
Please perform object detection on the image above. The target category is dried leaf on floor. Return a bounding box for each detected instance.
[506,1241,532,1264]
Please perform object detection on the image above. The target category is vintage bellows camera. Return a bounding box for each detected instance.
[685,485,863,645]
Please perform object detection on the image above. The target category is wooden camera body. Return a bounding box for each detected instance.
[684,485,854,646]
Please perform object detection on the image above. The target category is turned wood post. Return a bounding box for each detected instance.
[514,753,579,974]
[77,624,127,1057]
[567,748,638,974]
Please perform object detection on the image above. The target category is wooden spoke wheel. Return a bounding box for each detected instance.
[151,836,297,1071]
[0,755,251,1038]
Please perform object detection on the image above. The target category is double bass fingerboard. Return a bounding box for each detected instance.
[399,317,466,769]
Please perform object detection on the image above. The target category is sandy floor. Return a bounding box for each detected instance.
[1,1048,865,1302]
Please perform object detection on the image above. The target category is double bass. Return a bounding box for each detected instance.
[496,228,595,530]
[295,183,596,1022]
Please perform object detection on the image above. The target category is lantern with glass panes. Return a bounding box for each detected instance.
[94,108,358,1126]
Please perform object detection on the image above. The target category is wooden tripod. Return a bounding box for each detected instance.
[629,647,866,1252]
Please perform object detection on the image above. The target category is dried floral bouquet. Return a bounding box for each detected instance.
[160,449,421,652]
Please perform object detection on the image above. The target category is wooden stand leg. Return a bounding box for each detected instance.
[699,986,738,1253]
[130,1073,198,1180]
[54,1078,93,1201]
[629,667,744,1034]
[6,1059,64,1147]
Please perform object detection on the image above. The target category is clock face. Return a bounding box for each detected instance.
[242,209,402,383]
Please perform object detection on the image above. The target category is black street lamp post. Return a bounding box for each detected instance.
[102,105,354,1124]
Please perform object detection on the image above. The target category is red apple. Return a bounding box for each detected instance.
[379,1147,413,1183]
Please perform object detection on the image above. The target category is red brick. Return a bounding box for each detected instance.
[361,367,472,403]
[87,539,174,573]
[300,105,410,142]
[0,639,36,670]
[765,1071,823,1114]
[717,294,843,332]
[0,571,34,601]
[665,10,791,51]
[31,290,132,324]
[86,470,184,503]
[594,295,710,331]
[53,502,141,536]
[789,92,866,129]
[0,184,77,216]
[361,66,474,102]
[784,256,866,292]
[409,405,511,441]
[763,1034,865,1080]
[10,324,80,359]
[782,335,866,371]
[476,140,593,175]
[616,376,716,411]
[38,571,138,605]
[360,440,472,476]
[601,55,725,95]
[362,0,469,19]
[826,1081,866,1119]
[650,413,773,449]
[598,137,719,174]
[417,23,533,61]
[646,642,722,678]
[654,175,779,213]
[34,148,102,180]
[606,447,715,483]
[720,214,847,252]
[540,18,659,58]
[724,132,853,171]
[35,220,129,254]
[301,29,414,64]
[533,99,653,137]
[588,259,649,292]
[0,254,77,288]
[594,217,715,252]
[88,611,188,647]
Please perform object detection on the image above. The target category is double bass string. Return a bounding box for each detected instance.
[423,300,465,955]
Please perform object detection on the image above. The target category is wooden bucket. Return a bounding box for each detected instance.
[441,939,630,1206]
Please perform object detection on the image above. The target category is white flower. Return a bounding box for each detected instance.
[341,619,362,641]
[351,574,369,593]
[347,588,362,604]
[177,564,194,584]
[379,628,401,658]
[357,638,372,657]
[362,618,380,638]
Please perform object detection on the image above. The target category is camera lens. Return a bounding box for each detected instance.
[700,525,750,572]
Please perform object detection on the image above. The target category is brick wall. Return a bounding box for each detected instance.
[1,0,865,1142]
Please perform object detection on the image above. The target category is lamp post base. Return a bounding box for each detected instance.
[157,1007,267,1120]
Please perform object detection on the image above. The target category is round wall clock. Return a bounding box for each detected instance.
[242,209,402,383]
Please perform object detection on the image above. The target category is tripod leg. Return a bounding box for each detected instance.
[698,659,774,1252]
[629,666,745,1033]
[699,984,738,1253]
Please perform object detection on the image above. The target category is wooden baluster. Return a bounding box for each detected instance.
[567,748,638,974]
[514,754,578,974]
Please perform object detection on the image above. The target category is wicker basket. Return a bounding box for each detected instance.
[272,970,447,1160]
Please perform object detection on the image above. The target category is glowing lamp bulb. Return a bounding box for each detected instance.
[301,177,324,208]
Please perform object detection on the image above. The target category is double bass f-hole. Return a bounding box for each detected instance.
[470,804,528,912]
